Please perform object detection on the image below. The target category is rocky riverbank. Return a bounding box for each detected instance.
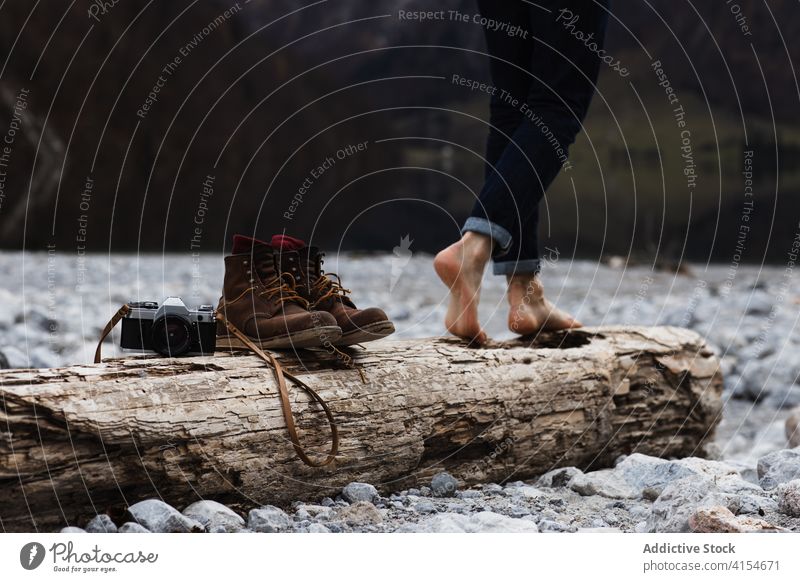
[1,251,799,532]
[59,451,800,533]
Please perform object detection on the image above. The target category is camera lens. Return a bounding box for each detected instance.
[151,315,192,357]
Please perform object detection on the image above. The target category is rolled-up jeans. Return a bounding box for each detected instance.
[463,0,609,275]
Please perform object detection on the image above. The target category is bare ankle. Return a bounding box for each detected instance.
[507,273,545,302]
[459,232,492,266]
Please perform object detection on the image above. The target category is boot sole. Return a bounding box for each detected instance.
[333,321,396,346]
[215,325,342,351]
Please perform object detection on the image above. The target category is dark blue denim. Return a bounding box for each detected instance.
[463,0,609,275]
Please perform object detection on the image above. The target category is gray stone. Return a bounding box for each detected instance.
[540,509,560,521]
[716,474,768,498]
[389,307,411,321]
[678,457,743,479]
[307,523,331,533]
[744,291,774,316]
[723,374,743,398]
[294,504,333,521]
[60,526,86,533]
[507,485,545,499]
[30,345,59,368]
[127,499,203,533]
[725,460,760,484]
[467,511,540,532]
[615,455,691,490]
[335,501,383,526]
[446,502,469,514]
[629,505,650,520]
[430,472,459,497]
[341,482,379,504]
[85,514,117,533]
[15,309,58,333]
[320,497,335,507]
[745,348,800,399]
[399,511,539,533]
[0,345,30,369]
[647,475,744,533]
[683,473,775,516]
[613,453,740,499]
[459,489,482,499]
[568,470,637,499]
[118,522,150,533]
[778,480,800,517]
[765,386,800,410]
[248,505,291,533]
[757,448,800,489]
[537,467,583,488]
[413,500,437,514]
[537,519,573,533]
[182,500,245,533]
[736,494,778,515]
[738,358,782,401]
[508,506,531,518]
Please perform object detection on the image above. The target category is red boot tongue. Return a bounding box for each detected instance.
[232,234,272,254]
[271,234,307,250]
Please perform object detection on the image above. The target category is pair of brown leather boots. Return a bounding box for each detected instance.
[215,234,394,349]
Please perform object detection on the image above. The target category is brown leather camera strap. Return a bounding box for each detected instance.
[94,303,131,364]
[214,312,339,467]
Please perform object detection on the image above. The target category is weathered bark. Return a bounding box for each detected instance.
[0,326,722,531]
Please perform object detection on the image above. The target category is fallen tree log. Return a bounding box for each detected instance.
[0,326,722,531]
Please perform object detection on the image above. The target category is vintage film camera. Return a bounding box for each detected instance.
[120,297,216,357]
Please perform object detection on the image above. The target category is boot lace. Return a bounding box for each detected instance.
[260,273,310,308]
[310,273,351,308]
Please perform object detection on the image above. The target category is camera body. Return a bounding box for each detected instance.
[120,297,216,356]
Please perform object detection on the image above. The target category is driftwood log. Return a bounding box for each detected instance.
[0,326,722,531]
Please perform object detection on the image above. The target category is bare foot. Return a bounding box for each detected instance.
[507,274,582,335]
[434,233,491,344]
